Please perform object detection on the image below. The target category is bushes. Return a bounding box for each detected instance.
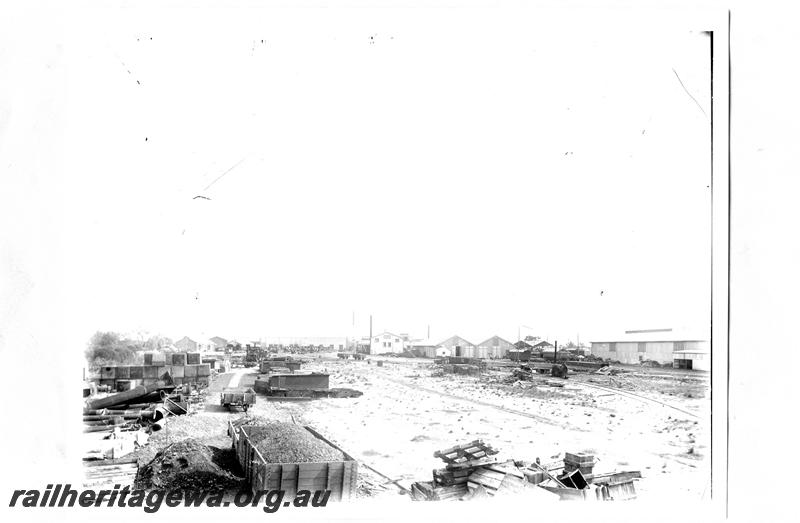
[85,331,140,369]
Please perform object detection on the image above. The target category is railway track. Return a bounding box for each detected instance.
[375,372,589,432]
[574,380,701,419]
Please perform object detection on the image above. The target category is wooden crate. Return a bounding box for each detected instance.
[114,366,130,379]
[129,366,144,379]
[229,421,357,501]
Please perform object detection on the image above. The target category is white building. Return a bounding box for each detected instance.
[370,331,406,354]
[590,328,708,365]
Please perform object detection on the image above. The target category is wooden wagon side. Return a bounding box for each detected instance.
[229,420,357,501]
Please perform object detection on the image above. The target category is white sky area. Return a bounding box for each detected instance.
[46,7,712,345]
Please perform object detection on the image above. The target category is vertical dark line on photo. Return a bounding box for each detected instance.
[726,10,732,519]
[709,27,715,504]
[705,25,716,508]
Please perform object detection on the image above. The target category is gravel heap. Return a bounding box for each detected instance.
[137,438,244,491]
[237,418,345,463]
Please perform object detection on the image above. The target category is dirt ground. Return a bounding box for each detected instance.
[113,355,710,502]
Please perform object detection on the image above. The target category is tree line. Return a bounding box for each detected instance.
[85,331,173,369]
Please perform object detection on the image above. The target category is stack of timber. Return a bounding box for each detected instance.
[410,481,467,501]
[83,459,138,489]
[466,460,527,496]
[434,440,499,467]
[412,443,642,502]
[564,452,596,475]
[411,440,501,501]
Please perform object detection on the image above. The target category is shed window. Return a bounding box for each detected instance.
[609,343,616,352]
[637,342,646,353]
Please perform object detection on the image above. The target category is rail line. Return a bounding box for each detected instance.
[375,373,589,432]
[573,380,701,419]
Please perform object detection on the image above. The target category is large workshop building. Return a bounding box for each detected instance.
[590,329,708,366]
[476,336,515,358]
[437,335,476,357]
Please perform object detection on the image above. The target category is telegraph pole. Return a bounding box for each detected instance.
[553,340,558,363]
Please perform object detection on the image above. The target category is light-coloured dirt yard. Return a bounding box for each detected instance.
[122,354,709,502]
[239,354,710,502]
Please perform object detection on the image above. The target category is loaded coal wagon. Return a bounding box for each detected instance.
[228,420,357,501]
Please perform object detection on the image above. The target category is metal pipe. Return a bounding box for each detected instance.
[87,385,164,410]
[83,424,132,433]
[83,415,140,422]
[83,417,124,426]
[83,409,142,417]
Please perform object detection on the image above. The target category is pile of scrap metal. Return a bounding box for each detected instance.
[512,363,569,384]
[434,356,487,368]
[84,381,190,434]
[564,361,609,373]
[337,352,366,360]
[529,452,642,501]
[594,366,629,376]
[259,357,304,374]
[411,442,641,502]
[437,364,482,376]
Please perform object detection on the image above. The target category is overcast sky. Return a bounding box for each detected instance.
[46,7,713,345]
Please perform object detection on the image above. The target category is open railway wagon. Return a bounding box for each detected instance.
[254,373,330,398]
[220,387,256,411]
[228,420,357,501]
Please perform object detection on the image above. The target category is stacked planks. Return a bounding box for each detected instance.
[83,459,138,489]
[466,460,526,496]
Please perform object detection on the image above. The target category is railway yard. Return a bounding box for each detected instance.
[82,352,709,504]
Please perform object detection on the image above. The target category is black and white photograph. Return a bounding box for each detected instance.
[10,1,793,522]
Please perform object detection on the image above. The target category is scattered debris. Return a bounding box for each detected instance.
[411,441,640,502]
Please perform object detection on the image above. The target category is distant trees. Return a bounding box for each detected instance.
[144,335,173,351]
[85,331,174,369]
[85,331,140,368]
